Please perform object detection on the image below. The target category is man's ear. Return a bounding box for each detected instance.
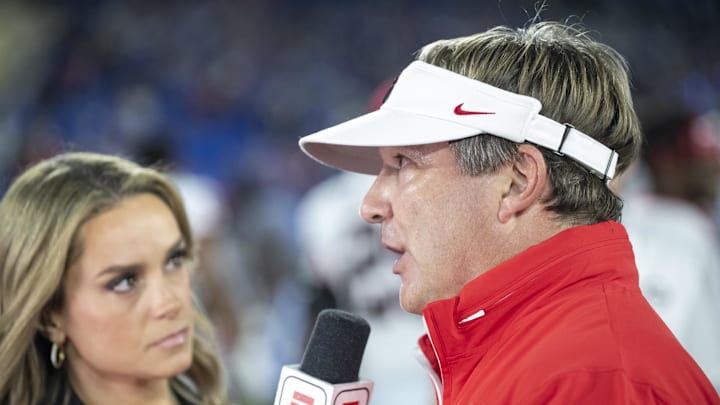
[498,144,549,223]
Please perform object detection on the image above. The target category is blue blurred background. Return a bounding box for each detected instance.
[1,0,719,403]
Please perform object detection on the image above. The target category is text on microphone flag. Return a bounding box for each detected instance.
[292,390,315,405]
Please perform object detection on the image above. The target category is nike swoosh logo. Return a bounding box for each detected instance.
[454,103,496,115]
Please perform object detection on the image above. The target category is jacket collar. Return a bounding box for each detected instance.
[420,220,638,372]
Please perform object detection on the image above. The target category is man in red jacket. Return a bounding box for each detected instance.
[298,21,720,404]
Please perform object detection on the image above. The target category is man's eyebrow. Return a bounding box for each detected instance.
[398,144,444,163]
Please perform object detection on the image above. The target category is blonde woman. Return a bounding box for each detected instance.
[0,152,227,405]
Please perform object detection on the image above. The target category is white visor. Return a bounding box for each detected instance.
[299,61,618,181]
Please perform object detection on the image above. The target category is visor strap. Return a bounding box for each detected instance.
[555,123,574,156]
[603,152,619,184]
[526,115,617,181]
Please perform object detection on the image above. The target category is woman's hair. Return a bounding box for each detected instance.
[417,21,642,224]
[0,152,226,405]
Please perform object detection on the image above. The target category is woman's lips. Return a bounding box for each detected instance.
[153,327,188,348]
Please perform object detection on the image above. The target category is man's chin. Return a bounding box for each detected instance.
[399,289,426,315]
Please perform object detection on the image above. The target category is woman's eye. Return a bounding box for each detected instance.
[166,248,189,271]
[108,273,137,293]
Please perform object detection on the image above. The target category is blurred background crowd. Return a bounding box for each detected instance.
[1,0,719,403]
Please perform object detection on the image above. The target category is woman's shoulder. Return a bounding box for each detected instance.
[59,388,194,405]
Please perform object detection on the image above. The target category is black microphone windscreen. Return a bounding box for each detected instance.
[299,309,371,384]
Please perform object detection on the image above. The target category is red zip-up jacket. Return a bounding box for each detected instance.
[418,221,719,404]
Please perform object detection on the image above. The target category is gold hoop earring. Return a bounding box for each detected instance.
[50,342,65,369]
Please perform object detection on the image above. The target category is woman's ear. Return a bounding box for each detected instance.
[498,144,549,223]
[41,310,66,343]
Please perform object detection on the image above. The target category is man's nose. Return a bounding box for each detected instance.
[360,172,392,224]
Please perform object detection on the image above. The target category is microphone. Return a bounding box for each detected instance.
[273,309,373,405]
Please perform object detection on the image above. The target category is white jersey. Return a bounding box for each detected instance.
[623,190,720,391]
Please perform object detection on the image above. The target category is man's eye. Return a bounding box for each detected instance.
[108,273,137,293]
[394,155,408,168]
